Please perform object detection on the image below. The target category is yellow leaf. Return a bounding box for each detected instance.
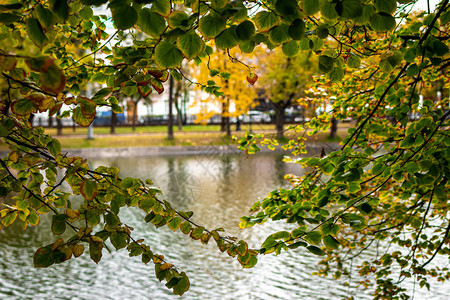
[73,244,85,258]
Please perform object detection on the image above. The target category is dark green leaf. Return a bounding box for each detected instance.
[138,8,166,37]
[282,40,299,57]
[288,18,305,40]
[172,272,190,296]
[215,27,239,49]
[307,245,325,256]
[51,214,67,235]
[177,32,205,59]
[49,0,69,22]
[105,212,120,228]
[26,17,48,48]
[155,41,184,68]
[110,231,128,250]
[34,246,54,268]
[236,20,256,41]
[112,6,138,30]
[323,235,340,250]
[305,231,322,244]
[303,0,320,15]
[0,13,20,24]
[370,12,396,32]
[198,15,226,38]
[254,11,278,31]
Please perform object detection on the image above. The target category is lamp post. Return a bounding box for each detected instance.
[87,83,94,140]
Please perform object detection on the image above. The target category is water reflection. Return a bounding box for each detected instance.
[0,153,447,299]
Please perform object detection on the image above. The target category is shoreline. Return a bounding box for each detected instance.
[0,142,341,158]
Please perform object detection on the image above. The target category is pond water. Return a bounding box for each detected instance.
[0,151,447,299]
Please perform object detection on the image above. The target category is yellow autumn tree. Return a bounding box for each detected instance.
[257,47,317,138]
[191,46,258,136]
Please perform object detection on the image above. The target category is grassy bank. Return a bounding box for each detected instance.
[0,124,351,151]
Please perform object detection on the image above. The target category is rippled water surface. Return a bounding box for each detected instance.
[0,152,448,299]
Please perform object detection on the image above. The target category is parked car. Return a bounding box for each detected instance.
[93,111,126,126]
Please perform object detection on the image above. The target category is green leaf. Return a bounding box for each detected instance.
[168,217,181,231]
[329,67,344,82]
[151,0,171,16]
[338,0,363,19]
[177,32,205,59]
[51,214,67,235]
[268,24,291,45]
[47,139,61,157]
[406,64,419,77]
[199,15,226,38]
[242,254,258,268]
[307,245,325,256]
[282,41,299,57]
[374,0,397,14]
[190,226,204,240]
[72,107,95,127]
[236,240,248,256]
[26,17,49,48]
[305,231,322,244]
[302,0,320,15]
[275,0,299,16]
[254,11,279,31]
[34,246,54,268]
[112,6,138,30]
[432,40,449,56]
[236,20,256,41]
[139,197,156,213]
[0,13,21,25]
[105,212,120,228]
[35,5,55,30]
[239,40,256,53]
[319,55,335,73]
[11,98,36,116]
[49,0,69,22]
[155,41,184,69]
[92,87,113,101]
[121,81,138,97]
[80,179,98,201]
[288,18,305,40]
[354,4,376,24]
[89,240,102,263]
[315,24,329,39]
[0,124,9,137]
[359,202,373,214]
[211,0,228,9]
[1,211,18,227]
[215,27,239,49]
[347,54,361,68]
[370,12,396,32]
[138,8,166,37]
[172,272,190,296]
[323,235,340,250]
[405,161,420,174]
[180,221,192,234]
[110,231,128,250]
[79,6,93,20]
[320,0,339,20]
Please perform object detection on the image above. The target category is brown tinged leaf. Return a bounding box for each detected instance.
[148,69,164,79]
[73,244,85,258]
[114,62,127,69]
[49,102,63,117]
[151,79,164,94]
[160,263,174,271]
[52,238,65,250]
[138,85,152,98]
[246,73,258,85]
